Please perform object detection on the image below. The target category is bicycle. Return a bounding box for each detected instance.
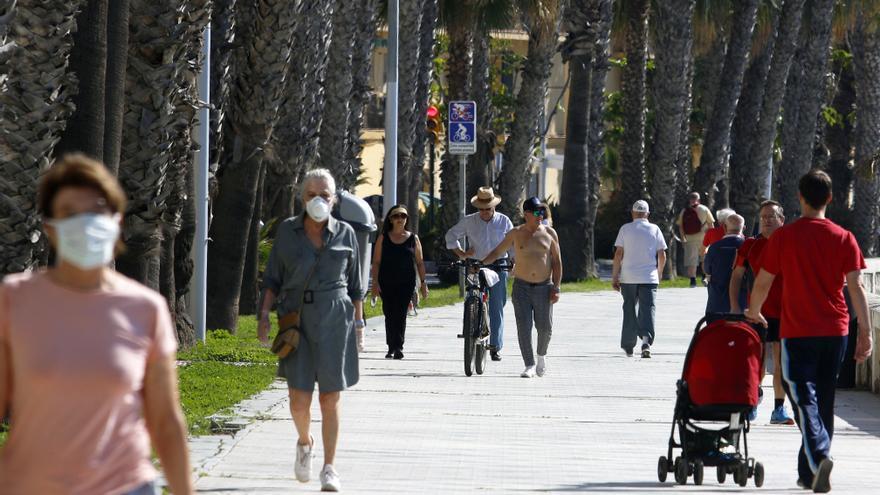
[447,258,512,376]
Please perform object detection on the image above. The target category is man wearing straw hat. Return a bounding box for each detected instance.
[445,187,514,361]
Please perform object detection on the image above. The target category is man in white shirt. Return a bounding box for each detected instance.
[445,187,514,360]
[612,200,668,358]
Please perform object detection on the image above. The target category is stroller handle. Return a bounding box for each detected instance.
[693,313,750,334]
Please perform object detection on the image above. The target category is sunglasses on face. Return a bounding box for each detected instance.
[531,209,546,217]
[391,214,407,220]
[478,207,492,212]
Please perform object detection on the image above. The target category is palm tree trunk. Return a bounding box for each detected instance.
[466,29,492,200]
[319,0,359,189]
[396,0,427,205]
[206,0,296,332]
[825,58,855,227]
[405,0,439,234]
[209,0,236,193]
[749,0,806,213]
[498,1,564,217]
[692,0,760,208]
[619,0,650,226]
[729,21,776,232]
[0,1,85,275]
[55,0,108,161]
[851,18,880,256]
[672,54,695,278]
[102,0,129,174]
[649,0,696,270]
[776,0,835,219]
[239,164,265,315]
[174,152,198,349]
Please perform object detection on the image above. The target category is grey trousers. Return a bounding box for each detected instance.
[123,481,157,495]
[620,283,657,350]
[512,279,553,367]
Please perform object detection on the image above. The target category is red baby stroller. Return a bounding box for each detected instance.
[657,314,765,487]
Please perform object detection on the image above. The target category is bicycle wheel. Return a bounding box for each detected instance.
[474,303,488,374]
[463,298,478,376]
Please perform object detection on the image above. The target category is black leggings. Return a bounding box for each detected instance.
[381,283,415,352]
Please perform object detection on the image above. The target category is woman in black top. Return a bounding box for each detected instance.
[371,204,428,359]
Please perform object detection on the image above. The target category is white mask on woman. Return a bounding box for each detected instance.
[47,213,121,269]
[306,196,331,222]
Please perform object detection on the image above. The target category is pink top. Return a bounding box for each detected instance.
[0,271,177,494]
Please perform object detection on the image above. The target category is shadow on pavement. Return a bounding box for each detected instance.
[833,389,880,440]
[518,481,798,492]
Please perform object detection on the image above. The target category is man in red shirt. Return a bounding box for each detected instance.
[746,171,873,493]
[729,200,794,425]
[702,208,734,250]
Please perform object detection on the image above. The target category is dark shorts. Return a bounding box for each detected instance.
[765,317,780,342]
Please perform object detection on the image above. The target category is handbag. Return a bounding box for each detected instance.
[270,247,324,358]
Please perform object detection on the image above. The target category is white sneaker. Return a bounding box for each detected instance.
[536,355,546,377]
[520,365,536,378]
[355,327,365,353]
[294,436,313,482]
[320,464,342,492]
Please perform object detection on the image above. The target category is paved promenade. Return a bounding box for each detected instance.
[192,288,880,493]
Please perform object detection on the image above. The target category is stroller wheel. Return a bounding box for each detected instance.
[736,462,749,487]
[657,456,669,482]
[716,465,726,484]
[674,457,688,485]
[754,461,765,487]
[693,460,704,486]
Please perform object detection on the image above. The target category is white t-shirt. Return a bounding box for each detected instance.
[614,219,668,284]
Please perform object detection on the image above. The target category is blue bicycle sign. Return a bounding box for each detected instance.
[448,100,477,155]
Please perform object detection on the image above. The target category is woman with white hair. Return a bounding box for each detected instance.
[702,207,736,251]
[257,168,364,492]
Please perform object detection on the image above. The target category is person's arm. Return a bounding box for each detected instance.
[549,234,562,303]
[656,249,666,281]
[415,235,428,299]
[346,233,365,326]
[143,356,193,495]
[846,270,874,363]
[258,228,285,345]
[370,235,383,298]
[482,230,516,265]
[257,288,277,345]
[612,247,624,291]
[445,218,473,258]
[745,269,776,327]
[728,266,747,314]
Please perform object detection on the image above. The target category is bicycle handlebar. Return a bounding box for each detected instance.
[440,258,513,271]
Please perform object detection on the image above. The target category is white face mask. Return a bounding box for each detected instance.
[47,213,121,269]
[306,196,331,222]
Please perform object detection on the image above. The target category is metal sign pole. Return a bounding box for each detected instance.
[459,154,466,297]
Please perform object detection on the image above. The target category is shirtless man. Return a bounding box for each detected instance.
[483,197,562,378]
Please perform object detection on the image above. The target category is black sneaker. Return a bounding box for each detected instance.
[625,348,634,357]
[641,345,651,358]
[689,279,697,288]
[385,351,393,359]
[812,458,833,493]
[490,350,502,361]
[393,350,404,360]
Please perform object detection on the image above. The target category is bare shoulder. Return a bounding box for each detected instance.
[545,226,559,242]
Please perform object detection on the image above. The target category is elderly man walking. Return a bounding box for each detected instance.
[612,200,668,358]
[703,214,746,314]
[676,192,714,287]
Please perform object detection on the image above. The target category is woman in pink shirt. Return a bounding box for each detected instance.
[0,155,193,494]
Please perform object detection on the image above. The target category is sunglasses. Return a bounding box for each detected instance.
[530,209,546,217]
[478,207,493,212]
[391,214,408,220]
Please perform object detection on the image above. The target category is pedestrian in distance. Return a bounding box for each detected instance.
[370,204,428,360]
[702,208,735,249]
[482,197,562,378]
[612,200,668,358]
[257,168,365,492]
[0,154,193,495]
[746,170,873,493]
[445,187,514,361]
[729,200,795,426]
[676,192,715,288]
[703,213,746,315]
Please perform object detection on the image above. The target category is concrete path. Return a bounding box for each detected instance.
[192,288,880,493]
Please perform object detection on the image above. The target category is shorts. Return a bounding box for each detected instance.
[682,234,705,267]
[764,317,780,342]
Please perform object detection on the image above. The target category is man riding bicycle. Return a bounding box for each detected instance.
[445,187,513,361]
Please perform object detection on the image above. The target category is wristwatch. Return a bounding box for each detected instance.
[354,319,366,329]
[551,286,561,294]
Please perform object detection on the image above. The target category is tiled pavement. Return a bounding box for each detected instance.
[192,288,880,493]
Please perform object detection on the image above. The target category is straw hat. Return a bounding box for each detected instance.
[470,187,502,208]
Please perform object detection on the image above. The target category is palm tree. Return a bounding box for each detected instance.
[209,0,237,193]
[206,0,297,332]
[745,0,807,221]
[776,0,836,219]
[102,0,129,174]
[0,0,84,276]
[824,52,855,228]
[55,0,108,161]
[497,0,565,217]
[319,0,361,190]
[396,0,428,207]
[850,6,880,256]
[692,0,761,209]
[616,0,650,225]
[649,0,697,273]
[558,0,612,281]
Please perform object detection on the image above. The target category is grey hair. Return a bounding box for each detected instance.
[725,214,745,234]
[300,168,337,199]
[716,208,735,223]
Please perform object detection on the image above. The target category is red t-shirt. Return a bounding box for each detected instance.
[761,217,865,338]
[702,225,725,247]
[735,236,782,318]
